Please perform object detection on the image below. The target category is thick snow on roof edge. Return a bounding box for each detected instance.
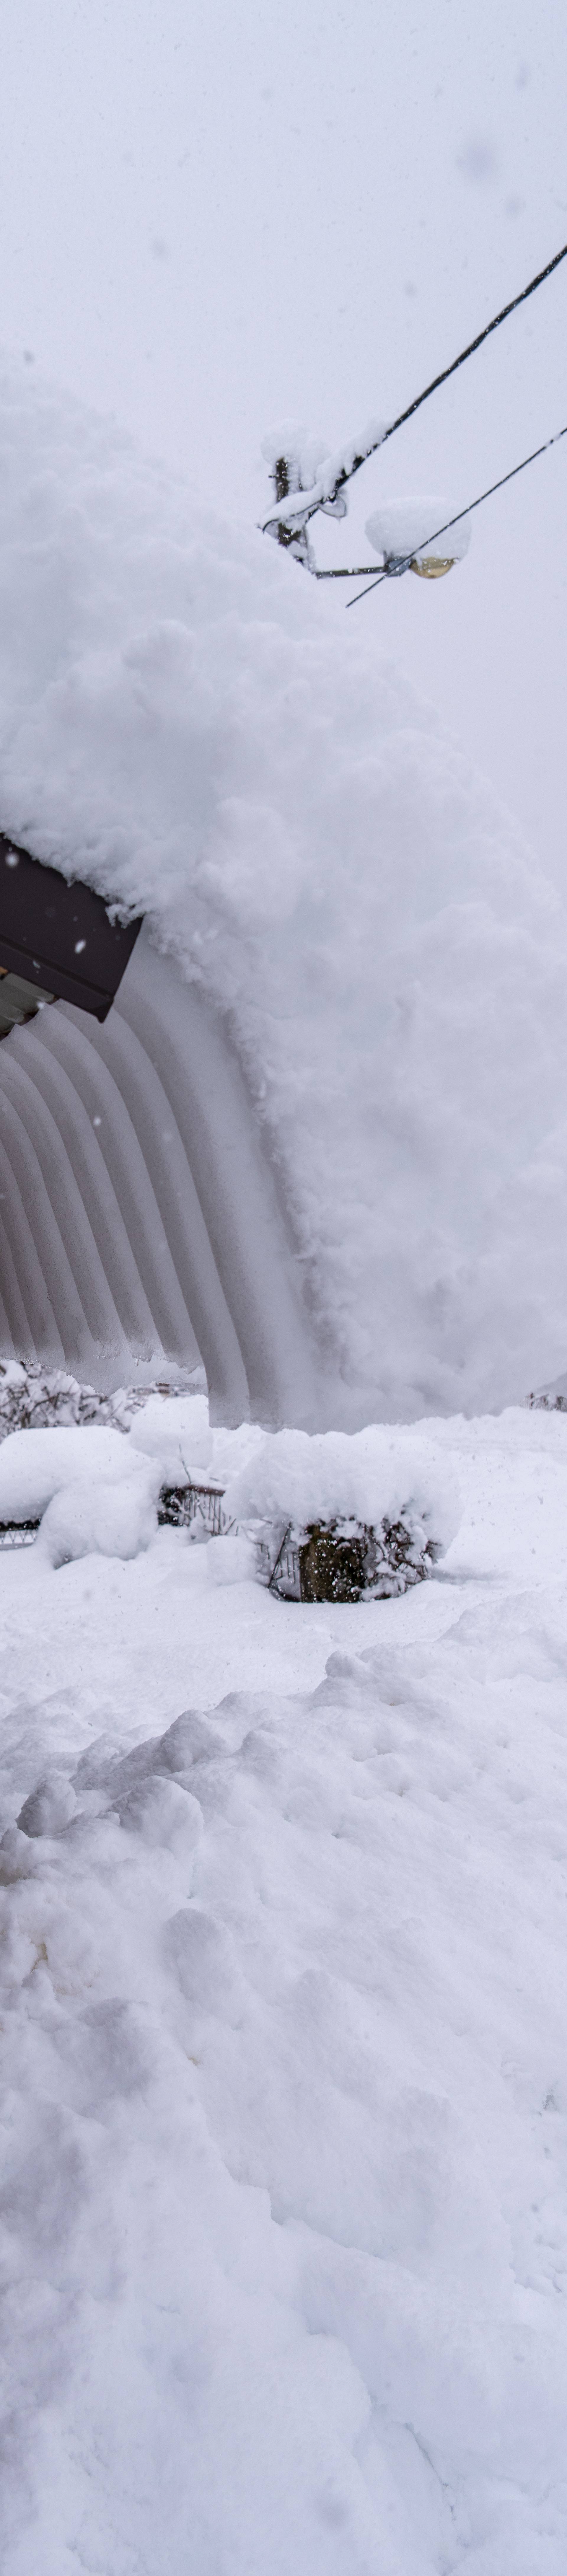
[0,357,566,1420]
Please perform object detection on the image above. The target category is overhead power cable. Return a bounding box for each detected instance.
[263,239,567,536]
[342,420,567,606]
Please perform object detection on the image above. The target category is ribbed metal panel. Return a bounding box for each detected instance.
[0,926,320,1425]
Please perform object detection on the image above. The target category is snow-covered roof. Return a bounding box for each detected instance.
[0,358,565,1419]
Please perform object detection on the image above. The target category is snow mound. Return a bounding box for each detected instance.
[128,1392,212,1481]
[366,494,471,561]
[38,1470,158,1568]
[128,1395,266,1494]
[0,1421,160,1564]
[224,1425,461,1556]
[0,1400,267,1536]
[0,1423,136,1523]
[0,364,566,1416]
[206,1532,258,1585]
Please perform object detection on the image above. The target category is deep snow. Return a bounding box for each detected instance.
[1,1402,567,2572]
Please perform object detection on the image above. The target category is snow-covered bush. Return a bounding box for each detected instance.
[224,1426,461,1600]
[0,1358,182,1445]
[527,1387,567,1413]
[0,1362,206,1447]
[292,1512,436,1602]
[0,1360,128,1441]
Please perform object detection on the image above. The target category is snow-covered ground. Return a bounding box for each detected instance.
[1,1401,566,2571]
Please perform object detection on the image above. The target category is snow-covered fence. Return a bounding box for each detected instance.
[0,1518,39,1548]
[158,1483,229,1538]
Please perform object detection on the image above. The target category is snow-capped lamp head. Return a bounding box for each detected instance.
[365,496,472,580]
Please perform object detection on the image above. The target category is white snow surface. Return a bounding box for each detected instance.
[365,494,472,562]
[1,1401,567,2570]
[0,363,566,1417]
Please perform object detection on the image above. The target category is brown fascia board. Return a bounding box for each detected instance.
[0,835,143,1021]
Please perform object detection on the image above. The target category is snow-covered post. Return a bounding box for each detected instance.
[261,421,354,572]
[262,434,316,569]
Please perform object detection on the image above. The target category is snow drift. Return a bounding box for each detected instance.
[0,360,566,1418]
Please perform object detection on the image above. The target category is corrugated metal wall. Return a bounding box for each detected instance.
[0,928,321,1426]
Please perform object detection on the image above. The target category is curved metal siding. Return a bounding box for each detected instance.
[0,928,320,1426]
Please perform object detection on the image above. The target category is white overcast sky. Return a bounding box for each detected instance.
[0,0,565,884]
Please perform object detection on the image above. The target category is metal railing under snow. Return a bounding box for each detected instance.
[0,1520,40,1548]
[157,1482,230,1538]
